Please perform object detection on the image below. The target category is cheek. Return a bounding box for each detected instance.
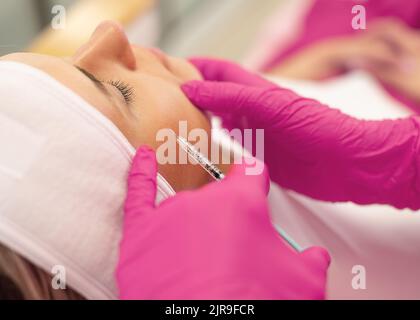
[128,79,211,149]
[167,57,203,81]
[125,77,214,191]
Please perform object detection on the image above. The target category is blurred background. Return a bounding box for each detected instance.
[0,0,285,61]
[1,0,419,109]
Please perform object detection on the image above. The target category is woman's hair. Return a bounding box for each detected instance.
[0,244,84,300]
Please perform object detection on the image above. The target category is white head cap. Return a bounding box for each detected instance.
[0,61,175,299]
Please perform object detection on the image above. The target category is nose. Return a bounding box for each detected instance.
[73,21,136,70]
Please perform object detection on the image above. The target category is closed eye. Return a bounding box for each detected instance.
[74,65,135,106]
[107,80,135,105]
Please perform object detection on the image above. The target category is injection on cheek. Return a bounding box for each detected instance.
[176,136,225,181]
[176,136,302,252]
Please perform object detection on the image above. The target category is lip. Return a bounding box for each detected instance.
[148,47,172,72]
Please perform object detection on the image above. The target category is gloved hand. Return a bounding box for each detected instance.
[185,58,278,131]
[116,146,330,300]
[182,58,420,210]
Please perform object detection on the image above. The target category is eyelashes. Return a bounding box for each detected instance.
[107,80,135,105]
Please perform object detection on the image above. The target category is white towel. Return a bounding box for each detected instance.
[0,61,175,299]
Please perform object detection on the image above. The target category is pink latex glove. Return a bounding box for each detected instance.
[183,58,420,210]
[116,146,330,300]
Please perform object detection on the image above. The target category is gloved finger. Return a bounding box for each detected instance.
[124,146,158,219]
[182,80,272,122]
[300,246,331,270]
[225,158,270,196]
[189,57,276,88]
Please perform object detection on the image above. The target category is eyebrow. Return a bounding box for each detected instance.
[75,66,108,95]
[74,66,106,91]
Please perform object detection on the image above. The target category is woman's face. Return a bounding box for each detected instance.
[1,21,214,191]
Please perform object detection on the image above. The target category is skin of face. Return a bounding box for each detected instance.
[1,21,221,191]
